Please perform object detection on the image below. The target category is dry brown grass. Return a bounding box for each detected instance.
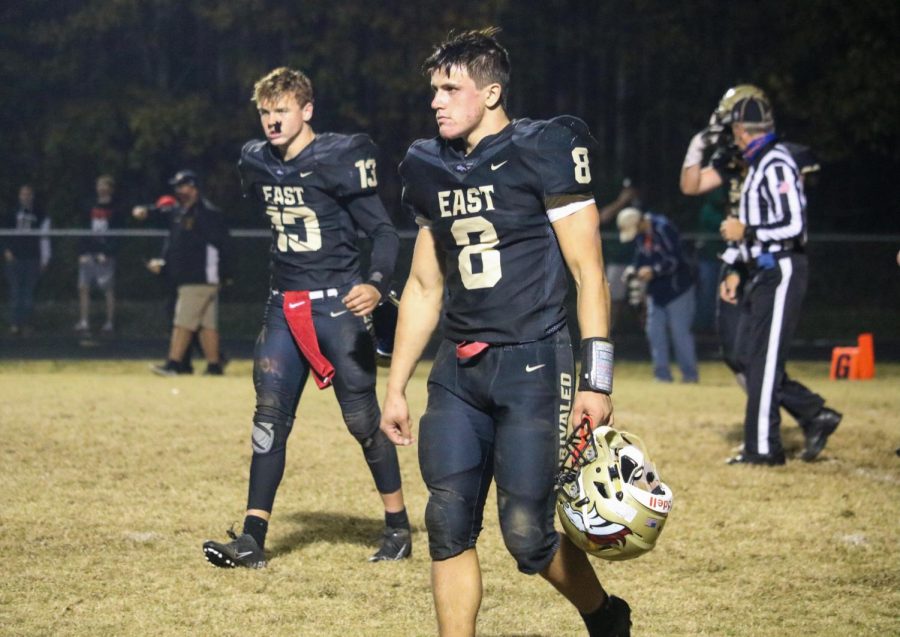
[1,359,898,636]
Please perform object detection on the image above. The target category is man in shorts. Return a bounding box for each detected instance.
[74,174,120,334]
[133,170,231,376]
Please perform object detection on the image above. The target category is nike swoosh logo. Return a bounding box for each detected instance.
[288,301,306,309]
[299,171,313,177]
[235,551,255,558]
[491,161,508,171]
[525,364,546,373]
[329,310,348,317]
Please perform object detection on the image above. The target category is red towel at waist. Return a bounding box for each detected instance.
[282,291,335,389]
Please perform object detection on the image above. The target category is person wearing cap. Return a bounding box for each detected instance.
[678,86,841,465]
[617,206,698,383]
[716,94,840,465]
[132,170,232,376]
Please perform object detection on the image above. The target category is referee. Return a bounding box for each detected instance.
[720,95,840,465]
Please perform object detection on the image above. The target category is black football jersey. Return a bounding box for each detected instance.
[239,132,397,293]
[400,117,597,343]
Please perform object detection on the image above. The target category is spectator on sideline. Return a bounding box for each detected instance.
[618,207,699,383]
[597,181,639,332]
[133,170,231,376]
[3,184,51,335]
[74,174,120,334]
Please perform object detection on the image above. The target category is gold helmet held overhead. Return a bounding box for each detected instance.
[714,84,771,127]
[557,420,673,561]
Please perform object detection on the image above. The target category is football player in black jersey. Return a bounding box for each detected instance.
[380,29,630,637]
[203,67,410,568]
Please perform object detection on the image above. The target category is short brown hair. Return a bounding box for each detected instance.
[424,27,511,109]
[252,67,314,107]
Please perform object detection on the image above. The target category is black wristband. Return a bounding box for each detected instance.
[578,337,614,394]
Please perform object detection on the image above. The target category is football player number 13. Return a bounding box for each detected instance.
[451,217,502,289]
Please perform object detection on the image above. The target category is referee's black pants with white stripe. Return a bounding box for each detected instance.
[735,253,825,456]
[717,264,824,423]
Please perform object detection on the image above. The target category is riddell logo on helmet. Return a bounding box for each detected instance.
[648,496,671,512]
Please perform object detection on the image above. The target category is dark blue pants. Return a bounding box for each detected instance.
[247,289,400,512]
[419,328,574,574]
[4,258,40,328]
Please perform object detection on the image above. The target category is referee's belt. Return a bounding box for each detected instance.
[271,287,339,300]
[751,249,802,270]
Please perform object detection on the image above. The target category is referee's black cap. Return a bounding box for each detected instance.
[168,169,200,187]
[730,96,773,125]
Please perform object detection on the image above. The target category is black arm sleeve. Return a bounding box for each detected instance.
[343,192,399,297]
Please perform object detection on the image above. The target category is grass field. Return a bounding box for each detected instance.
[1,359,898,637]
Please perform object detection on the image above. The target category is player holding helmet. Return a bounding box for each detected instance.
[680,85,841,463]
[202,67,410,568]
[380,28,630,637]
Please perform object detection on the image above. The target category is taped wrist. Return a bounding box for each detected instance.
[578,338,614,394]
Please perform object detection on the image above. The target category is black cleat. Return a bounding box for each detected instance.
[203,529,266,569]
[801,407,842,461]
[726,451,786,466]
[604,596,632,637]
[368,526,411,562]
[582,595,632,637]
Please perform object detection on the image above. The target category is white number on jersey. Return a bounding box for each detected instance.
[354,158,378,188]
[266,205,322,252]
[572,147,591,184]
[451,216,502,289]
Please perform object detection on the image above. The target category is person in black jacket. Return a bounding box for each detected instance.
[133,170,231,375]
[3,184,51,335]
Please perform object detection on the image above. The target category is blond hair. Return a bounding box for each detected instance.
[252,67,314,107]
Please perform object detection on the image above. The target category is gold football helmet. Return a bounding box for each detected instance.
[557,420,673,561]
[714,84,771,127]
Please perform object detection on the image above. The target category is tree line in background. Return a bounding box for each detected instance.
[1,0,898,232]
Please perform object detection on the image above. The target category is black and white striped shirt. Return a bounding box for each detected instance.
[738,142,806,262]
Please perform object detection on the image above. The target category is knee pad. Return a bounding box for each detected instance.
[340,393,380,442]
[251,404,293,456]
[340,393,401,493]
[425,489,479,561]
[498,493,558,574]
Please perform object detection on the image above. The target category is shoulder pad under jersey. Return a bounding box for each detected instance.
[313,132,380,197]
[238,139,272,196]
[781,141,821,176]
[512,116,598,197]
[511,116,598,154]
